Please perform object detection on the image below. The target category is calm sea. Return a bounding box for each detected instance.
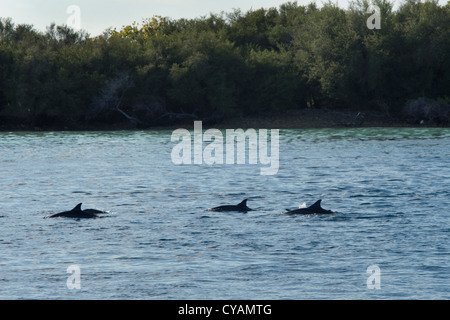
[0,127,449,299]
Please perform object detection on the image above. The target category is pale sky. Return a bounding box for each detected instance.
[0,0,447,36]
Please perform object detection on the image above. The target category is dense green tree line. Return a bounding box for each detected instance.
[0,0,449,128]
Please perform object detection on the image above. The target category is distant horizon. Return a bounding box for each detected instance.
[1,0,447,36]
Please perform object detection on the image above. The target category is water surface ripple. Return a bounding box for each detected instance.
[0,128,449,299]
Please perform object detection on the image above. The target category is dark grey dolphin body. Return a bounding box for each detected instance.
[283,200,334,215]
[209,199,252,212]
[49,203,106,219]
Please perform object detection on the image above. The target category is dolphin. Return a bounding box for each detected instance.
[209,199,252,212]
[283,200,334,215]
[48,203,107,219]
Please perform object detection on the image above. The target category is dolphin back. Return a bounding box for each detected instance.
[48,203,104,219]
[209,199,252,212]
[283,199,334,215]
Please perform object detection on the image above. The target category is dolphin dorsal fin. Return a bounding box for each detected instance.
[308,200,322,210]
[238,199,248,207]
[72,203,82,211]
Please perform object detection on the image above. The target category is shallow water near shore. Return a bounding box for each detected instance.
[0,127,449,299]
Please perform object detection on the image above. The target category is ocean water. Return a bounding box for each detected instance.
[0,127,449,299]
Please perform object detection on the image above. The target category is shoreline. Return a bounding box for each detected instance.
[0,108,447,132]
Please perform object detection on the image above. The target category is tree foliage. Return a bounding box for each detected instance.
[0,1,449,128]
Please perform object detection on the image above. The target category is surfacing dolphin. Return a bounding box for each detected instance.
[283,200,334,215]
[209,199,252,212]
[48,203,107,219]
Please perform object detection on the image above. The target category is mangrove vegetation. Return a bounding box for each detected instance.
[0,0,449,129]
